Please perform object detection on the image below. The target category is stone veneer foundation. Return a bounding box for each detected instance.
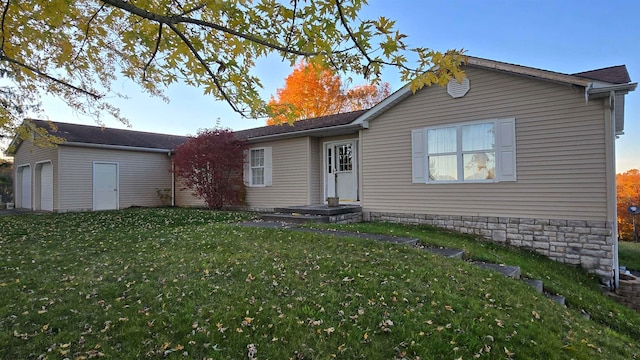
[363,211,614,281]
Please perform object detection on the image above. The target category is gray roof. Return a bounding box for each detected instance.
[27,119,190,150]
[234,110,367,140]
[572,65,631,84]
[8,59,632,153]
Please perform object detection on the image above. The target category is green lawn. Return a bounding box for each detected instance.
[619,241,640,271]
[0,208,638,359]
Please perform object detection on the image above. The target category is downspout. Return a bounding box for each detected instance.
[169,152,175,207]
[608,91,620,289]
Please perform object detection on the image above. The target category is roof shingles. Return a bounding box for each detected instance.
[572,65,631,84]
[18,60,631,151]
[234,110,366,139]
[30,119,189,150]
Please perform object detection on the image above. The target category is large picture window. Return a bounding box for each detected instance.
[412,118,516,184]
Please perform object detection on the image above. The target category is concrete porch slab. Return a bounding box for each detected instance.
[273,204,362,216]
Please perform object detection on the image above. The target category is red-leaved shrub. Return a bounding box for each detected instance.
[173,128,246,209]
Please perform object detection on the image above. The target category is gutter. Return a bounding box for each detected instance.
[587,82,637,96]
[62,141,173,153]
[244,123,363,142]
[596,84,636,289]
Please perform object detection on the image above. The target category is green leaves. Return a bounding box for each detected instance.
[1,0,467,140]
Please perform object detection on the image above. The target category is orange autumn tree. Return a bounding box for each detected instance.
[267,61,390,125]
[617,169,640,240]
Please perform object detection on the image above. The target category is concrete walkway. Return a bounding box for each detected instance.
[0,208,41,216]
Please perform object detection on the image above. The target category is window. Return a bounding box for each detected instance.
[412,118,516,183]
[246,147,272,187]
[250,149,265,185]
[337,144,353,172]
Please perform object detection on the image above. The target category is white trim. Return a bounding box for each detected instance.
[92,161,119,211]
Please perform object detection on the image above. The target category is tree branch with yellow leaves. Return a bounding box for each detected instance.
[0,0,466,140]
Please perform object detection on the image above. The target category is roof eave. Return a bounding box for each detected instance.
[587,82,637,97]
[351,85,413,126]
[62,141,174,153]
[5,137,21,156]
[465,57,594,87]
[352,56,604,127]
[243,123,363,142]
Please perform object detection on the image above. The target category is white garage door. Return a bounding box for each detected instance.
[19,165,32,209]
[93,162,118,211]
[40,162,53,211]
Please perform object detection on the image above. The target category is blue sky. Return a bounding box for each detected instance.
[38,0,639,171]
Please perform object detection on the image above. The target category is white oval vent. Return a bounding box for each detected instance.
[447,77,470,98]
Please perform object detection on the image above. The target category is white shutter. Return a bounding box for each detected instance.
[243,149,250,185]
[496,118,517,182]
[264,147,272,186]
[411,129,425,183]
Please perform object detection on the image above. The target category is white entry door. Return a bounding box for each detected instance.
[18,165,32,209]
[93,162,119,211]
[40,162,53,211]
[325,141,357,202]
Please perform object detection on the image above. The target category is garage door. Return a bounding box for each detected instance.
[93,162,118,211]
[18,165,32,209]
[40,162,53,211]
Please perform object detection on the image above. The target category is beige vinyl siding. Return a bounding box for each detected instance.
[13,140,59,210]
[58,146,172,211]
[308,137,322,204]
[174,176,207,207]
[245,137,309,208]
[361,66,609,221]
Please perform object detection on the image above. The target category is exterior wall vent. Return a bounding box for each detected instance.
[447,77,470,98]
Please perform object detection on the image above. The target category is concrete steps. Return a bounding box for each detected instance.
[261,204,362,224]
[420,246,465,259]
[473,262,522,279]
[261,213,330,224]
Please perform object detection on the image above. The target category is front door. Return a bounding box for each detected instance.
[93,162,119,211]
[325,141,357,203]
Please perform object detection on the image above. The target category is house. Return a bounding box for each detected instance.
[7,121,206,212]
[8,56,636,283]
[235,57,635,282]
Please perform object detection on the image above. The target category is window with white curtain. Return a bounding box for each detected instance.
[412,118,516,184]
